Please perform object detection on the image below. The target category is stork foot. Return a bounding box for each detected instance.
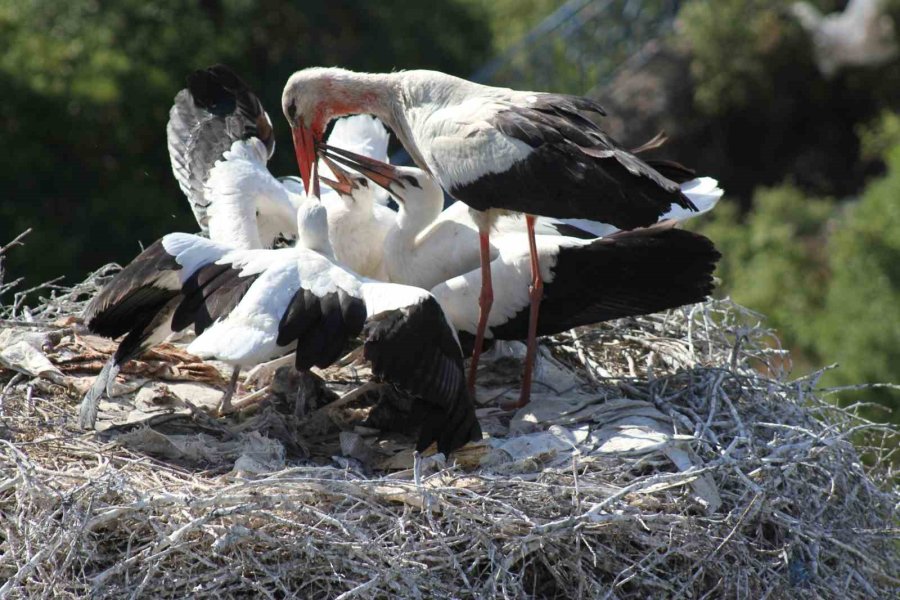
[244,354,294,388]
[215,366,242,417]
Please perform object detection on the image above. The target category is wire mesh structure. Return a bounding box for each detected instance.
[473,0,681,93]
[392,0,682,164]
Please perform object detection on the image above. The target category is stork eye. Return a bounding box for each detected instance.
[400,175,421,189]
[357,178,369,188]
[287,101,297,120]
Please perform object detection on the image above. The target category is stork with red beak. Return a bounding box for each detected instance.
[282,68,700,408]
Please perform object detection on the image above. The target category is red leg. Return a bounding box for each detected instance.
[467,227,493,395]
[509,214,543,409]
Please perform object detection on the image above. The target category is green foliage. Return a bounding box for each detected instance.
[459,0,567,52]
[0,0,491,288]
[858,111,900,161]
[461,0,682,94]
[676,0,900,204]
[695,113,900,424]
[679,0,816,116]
[816,134,900,422]
[694,184,834,359]
[675,0,900,427]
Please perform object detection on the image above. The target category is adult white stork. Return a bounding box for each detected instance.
[168,195,481,455]
[282,67,702,407]
[322,157,721,385]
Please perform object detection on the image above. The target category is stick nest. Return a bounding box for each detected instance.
[0,258,897,599]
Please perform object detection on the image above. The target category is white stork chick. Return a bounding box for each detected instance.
[322,158,721,402]
[167,64,294,243]
[283,67,705,407]
[317,115,395,279]
[171,196,481,454]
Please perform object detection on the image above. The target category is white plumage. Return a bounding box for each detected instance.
[86,65,484,453]
[430,233,569,335]
[551,176,722,239]
[172,195,480,454]
[321,158,721,289]
[283,66,709,407]
[792,0,898,77]
[316,162,721,344]
[182,198,399,370]
[210,139,305,248]
[78,139,280,428]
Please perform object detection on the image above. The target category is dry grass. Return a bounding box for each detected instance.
[0,253,897,599]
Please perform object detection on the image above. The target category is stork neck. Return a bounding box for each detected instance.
[317,72,395,131]
[296,199,334,259]
[384,197,440,277]
[206,193,264,250]
[322,71,431,174]
[346,188,373,213]
[399,191,442,236]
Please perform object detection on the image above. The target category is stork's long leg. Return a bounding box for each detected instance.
[467,226,494,395]
[512,214,543,409]
[217,366,241,416]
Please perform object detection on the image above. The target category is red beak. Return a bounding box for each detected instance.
[291,124,316,193]
[319,143,401,192]
[319,155,356,196]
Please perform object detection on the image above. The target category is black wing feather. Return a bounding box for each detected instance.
[278,288,367,370]
[488,226,721,341]
[171,263,259,334]
[452,94,694,228]
[167,64,274,232]
[276,286,480,455]
[112,296,181,365]
[363,296,481,455]
[84,239,181,340]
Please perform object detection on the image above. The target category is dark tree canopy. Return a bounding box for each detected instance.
[0,0,491,284]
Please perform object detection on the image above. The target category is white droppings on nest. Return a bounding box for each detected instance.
[0,261,897,598]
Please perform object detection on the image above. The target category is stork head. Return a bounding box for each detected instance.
[282,67,382,194]
[320,144,442,216]
[318,154,374,202]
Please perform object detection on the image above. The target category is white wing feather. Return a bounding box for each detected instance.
[204,139,303,248]
[187,247,364,366]
[160,233,232,282]
[548,177,723,238]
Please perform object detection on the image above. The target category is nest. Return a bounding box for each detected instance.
[0,252,898,598]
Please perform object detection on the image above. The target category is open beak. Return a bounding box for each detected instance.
[320,143,403,196]
[291,124,316,192]
[319,154,356,196]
